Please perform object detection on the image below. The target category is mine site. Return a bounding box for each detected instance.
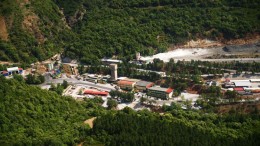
[141,39,260,62]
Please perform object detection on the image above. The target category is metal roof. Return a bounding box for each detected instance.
[101,58,122,63]
[117,77,128,80]
[118,80,135,85]
[233,81,251,87]
[7,67,19,72]
[230,80,249,82]
[1,71,8,74]
[148,86,173,93]
[84,89,108,96]
[250,79,260,82]
[136,81,154,87]
[233,87,244,91]
[122,78,140,82]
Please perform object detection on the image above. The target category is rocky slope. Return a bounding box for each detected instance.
[0,0,74,63]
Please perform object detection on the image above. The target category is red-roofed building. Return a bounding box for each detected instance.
[18,68,23,74]
[1,71,8,76]
[233,87,247,95]
[84,89,108,96]
[233,87,244,92]
[135,81,154,92]
[117,80,137,91]
[147,86,174,100]
[166,88,174,94]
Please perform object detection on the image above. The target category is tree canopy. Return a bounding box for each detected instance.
[0,76,92,145]
[0,0,259,64]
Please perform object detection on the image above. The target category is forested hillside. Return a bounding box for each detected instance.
[58,0,260,64]
[0,76,92,145]
[0,76,260,145]
[0,0,76,63]
[92,108,260,146]
[0,0,259,63]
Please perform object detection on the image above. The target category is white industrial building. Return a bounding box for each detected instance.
[233,81,252,88]
[6,67,23,75]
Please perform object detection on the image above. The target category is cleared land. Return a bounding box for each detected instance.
[84,117,97,128]
[141,43,260,62]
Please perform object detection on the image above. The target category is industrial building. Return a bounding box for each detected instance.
[225,79,260,95]
[7,67,23,75]
[50,69,61,78]
[224,79,254,88]
[117,78,140,91]
[84,89,108,96]
[136,69,166,77]
[110,64,118,81]
[244,88,260,93]
[83,74,111,83]
[1,67,23,76]
[101,58,122,64]
[233,87,247,95]
[84,74,99,83]
[42,60,54,71]
[0,71,9,76]
[117,80,136,91]
[250,79,260,83]
[135,81,154,92]
[233,81,252,88]
[147,86,173,100]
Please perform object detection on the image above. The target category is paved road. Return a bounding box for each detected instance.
[175,58,260,62]
[41,74,115,91]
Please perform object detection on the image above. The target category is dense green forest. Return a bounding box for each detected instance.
[52,0,260,63]
[0,76,102,145]
[92,108,260,146]
[1,76,260,145]
[0,0,259,64]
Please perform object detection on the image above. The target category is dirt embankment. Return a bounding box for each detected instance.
[0,16,9,41]
[21,0,45,44]
[224,33,260,45]
[84,117,97,128]
[169,33,260,50]
[0,61,14,65]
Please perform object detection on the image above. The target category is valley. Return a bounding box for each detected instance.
[0,0,260,145]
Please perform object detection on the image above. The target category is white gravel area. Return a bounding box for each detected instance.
[140,47,260,62]
[140,48,224,62]
[174,93,200,103]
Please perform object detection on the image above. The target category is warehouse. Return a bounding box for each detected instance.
[232,80,252,88]
[117,78,140,91]
[7,67,23,75]
[1,67,23,76]
[147,86,173,100]
[117,80,136,91]
[250,79,260,83]
[233,87,247,95]
[135,81,154,92]
[84,89,108,96]
[0,71,9,76]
